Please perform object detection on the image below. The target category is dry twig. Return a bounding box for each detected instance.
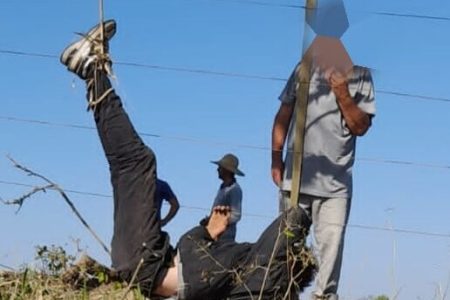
[2,156,111,257]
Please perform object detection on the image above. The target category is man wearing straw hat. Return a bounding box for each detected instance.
[210,153,244,241]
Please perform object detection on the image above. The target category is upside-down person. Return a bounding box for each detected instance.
[60,20,316,300]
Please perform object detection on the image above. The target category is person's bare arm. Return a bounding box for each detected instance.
[161,196,180,227]
[329,72,372,136]
[271,103,294,186]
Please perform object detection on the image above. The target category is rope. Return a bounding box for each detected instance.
[91,0,114,111]
[99,0,105,57]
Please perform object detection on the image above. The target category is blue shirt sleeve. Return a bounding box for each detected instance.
[227,186,242,224]
[156,179,176,202]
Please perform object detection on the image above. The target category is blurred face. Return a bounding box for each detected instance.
[217,166,225,180]
[217,165,232,181]
[305,36,353,76]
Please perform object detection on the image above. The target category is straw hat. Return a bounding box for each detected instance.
[211,153,245,177]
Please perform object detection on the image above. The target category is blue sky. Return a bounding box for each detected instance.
[1,1,450,299]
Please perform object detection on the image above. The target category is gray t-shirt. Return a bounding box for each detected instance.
[279,65,376,199]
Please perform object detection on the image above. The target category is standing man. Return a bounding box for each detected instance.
[271,59,375,299]
[211,153,244,241]
[156,179,180,227]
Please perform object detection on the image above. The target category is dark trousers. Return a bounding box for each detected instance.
[229,207,313,299]
[89,71,171,295]
[178,205,313,300]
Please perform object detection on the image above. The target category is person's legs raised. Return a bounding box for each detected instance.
[60,21,174,296]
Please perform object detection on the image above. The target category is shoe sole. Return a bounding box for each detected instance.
[60,20,116,70]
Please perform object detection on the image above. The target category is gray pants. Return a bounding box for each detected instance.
[280,192,351,300]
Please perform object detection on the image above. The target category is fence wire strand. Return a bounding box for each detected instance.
[1,179,449,239]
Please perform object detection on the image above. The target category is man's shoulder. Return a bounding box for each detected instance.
[156,179,176,199]
[227,182,242,200]
[157,179,170,188]
[156,178,165,185]
[352,65,373,79]
[229,181,242,191]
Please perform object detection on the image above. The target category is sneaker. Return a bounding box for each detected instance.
[61,20,116,79]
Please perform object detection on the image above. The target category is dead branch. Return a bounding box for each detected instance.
[188,235,254,299]
[120,258,144,300]
[2,156,111,257]
[257,218,284,300]
[1,183,53,213]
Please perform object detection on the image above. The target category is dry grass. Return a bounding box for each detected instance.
[0,267,144,300]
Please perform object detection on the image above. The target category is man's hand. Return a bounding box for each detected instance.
[326,69,372,136]
[206,206,231,241]
[327,70,351,100]
[271,157,284,187]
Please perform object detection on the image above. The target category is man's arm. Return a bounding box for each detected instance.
[271,102,294,186]
[329,72,372,136]
[161,196,180,227]
[227,185,242,225]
